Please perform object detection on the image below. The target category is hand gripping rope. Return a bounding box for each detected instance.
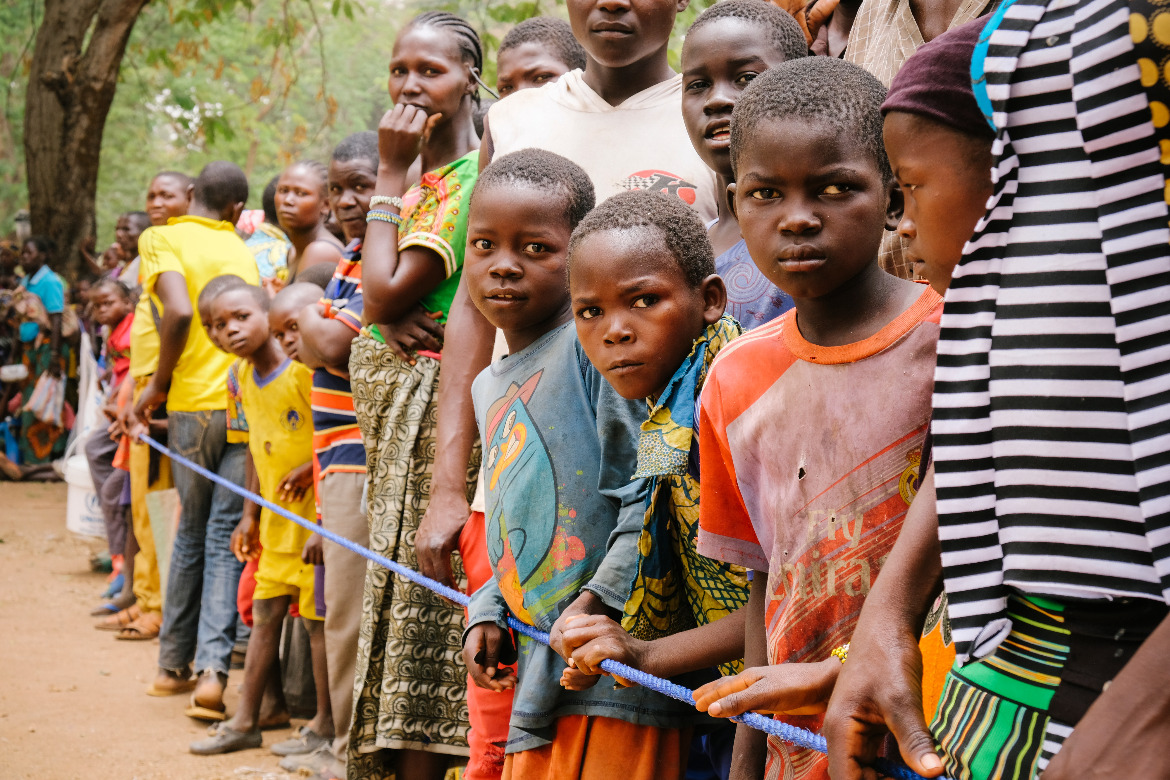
[139,433,936,780]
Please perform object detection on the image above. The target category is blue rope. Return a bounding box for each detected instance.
[138,433,933,780]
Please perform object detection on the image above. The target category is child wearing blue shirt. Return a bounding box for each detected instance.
[462,150,697,779]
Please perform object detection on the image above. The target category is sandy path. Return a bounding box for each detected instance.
[0,483,297,780]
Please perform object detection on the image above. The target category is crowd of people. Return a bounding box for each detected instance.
[12,0,1170,779]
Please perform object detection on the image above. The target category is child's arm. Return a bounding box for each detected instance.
[231,449,263,562]
[823,467,945,780]
[562,608,747,681]
[462,577,518,692]
[297,303,357,374]
[302,533,323,566]
[729,576,768,780]
[549,366,652,662]
[417,278,495,587]
[277,461,314,504]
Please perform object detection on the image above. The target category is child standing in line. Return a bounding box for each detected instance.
[827,10,1170,779]
[680,0,806,330]
[462,149,697,780]
[427,0,725,719]
[84,279,135,613]
[495,17,586,98]
[689,59,943,780]
[558,189,745,780]
[190,282,329,755]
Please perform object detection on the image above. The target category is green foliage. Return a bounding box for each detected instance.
[3,0,715,245]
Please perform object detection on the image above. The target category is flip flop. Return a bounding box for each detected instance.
[186,689,227,723]
[95,604,140,631]
[189,723,262,755]
[89,602,120,617]
[116,612,160,641]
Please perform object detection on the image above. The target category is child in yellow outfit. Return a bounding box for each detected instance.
[190,282,333,756]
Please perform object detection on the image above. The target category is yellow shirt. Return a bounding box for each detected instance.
[135,215,260,410]
[239,358,316,555]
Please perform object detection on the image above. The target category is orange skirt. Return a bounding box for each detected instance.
[502,715,689,780]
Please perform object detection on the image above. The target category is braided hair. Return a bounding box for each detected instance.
[408,11,487,104]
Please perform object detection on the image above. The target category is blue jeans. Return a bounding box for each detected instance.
[157,410,247,676]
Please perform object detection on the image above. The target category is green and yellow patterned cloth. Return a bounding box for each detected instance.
[622,315,748,675]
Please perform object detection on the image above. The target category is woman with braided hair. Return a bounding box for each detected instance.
[346,10,487,780]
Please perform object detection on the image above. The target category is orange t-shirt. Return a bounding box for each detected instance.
[698,286,944,780]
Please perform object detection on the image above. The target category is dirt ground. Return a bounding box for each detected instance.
[0,482,301,780]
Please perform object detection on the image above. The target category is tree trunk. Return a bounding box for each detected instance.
[24,0,150,279]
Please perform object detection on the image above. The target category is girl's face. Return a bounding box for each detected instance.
[883,112,993,295]
[21,242,45,272]
[682,18,791,180]
[275,165,329,233]
[388,24,475,124]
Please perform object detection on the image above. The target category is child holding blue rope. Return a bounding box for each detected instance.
[462,150,701,780]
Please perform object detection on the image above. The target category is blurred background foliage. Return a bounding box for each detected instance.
[2,0,713,245]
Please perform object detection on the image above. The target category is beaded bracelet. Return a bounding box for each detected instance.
[830,643,850,664]
[366,209,404,229]
[370,195,404,210]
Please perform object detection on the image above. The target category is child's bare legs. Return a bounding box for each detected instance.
[396,748,450,780]
[303,616,333,739]
[227,594,290,732]
[113,519,138,610]
[259,660,289,727]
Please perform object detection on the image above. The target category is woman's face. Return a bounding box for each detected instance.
[388,24,475,125]
[275,165,329,233]
[21,242,45,272]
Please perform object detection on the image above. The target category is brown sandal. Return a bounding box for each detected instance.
[95,604,140,631]
[116,611,161,641]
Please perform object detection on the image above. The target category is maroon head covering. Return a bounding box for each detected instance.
[881,16,995,139]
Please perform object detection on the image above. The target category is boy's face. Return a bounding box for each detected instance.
[571,228,724,400]
[209,289,271,360]
[269,298,311,364]
[276,166,328,233]
[883,112,993,295]
[146,175,191,226]
[732,117,898,300]
[682,19,790,180]
[91,286,130,328]
[465,184,574,343]
[496,42,573,97]
[328,157,376,244]
[567,0,688,71]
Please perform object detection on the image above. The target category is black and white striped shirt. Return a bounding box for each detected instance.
[934,0,1170,663]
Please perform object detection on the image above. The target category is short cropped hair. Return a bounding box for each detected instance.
[197,273,248,312]
[193,161,249,213]
[473,149,595,231]
[272,281,325,314]
[261,177,280,225]
[688,0,808,62]
[153,170,192,189]
[294,262,335,289]
[568,190,715,287]
[331,131,378,172]
[499,17,587,71]
[216,282,270,312]
[731,57,891,181]
[93,277,132,300]
[125,211,151,232]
